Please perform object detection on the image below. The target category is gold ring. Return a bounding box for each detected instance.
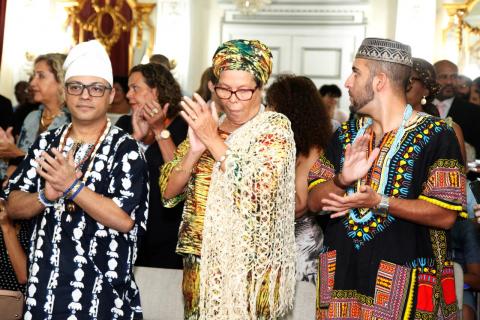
[191,116,197,121]
[152,108,159,114]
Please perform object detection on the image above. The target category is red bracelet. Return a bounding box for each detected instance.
[333,174,350,189]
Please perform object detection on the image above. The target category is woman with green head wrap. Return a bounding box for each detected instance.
[160,39,296,319]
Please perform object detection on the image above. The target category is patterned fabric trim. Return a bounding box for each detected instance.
[421,158,466,211]
[316,254,417,320]
[326,290,375,319]
[317,250,336,308]
[372,261,415,320]
[418,195,468,218]
[308,155,336,185]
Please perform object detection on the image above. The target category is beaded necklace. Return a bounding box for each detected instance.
[58,119,111,213]
[59,119,110,178]
[347,104,413,223]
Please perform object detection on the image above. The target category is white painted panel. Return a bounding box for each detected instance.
[291,29,364,111]
[301,48,341,78]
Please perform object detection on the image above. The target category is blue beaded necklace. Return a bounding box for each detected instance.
[347,104,413,223]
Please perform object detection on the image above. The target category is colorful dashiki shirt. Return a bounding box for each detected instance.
[7,125,149,320]
[309,114,466,320]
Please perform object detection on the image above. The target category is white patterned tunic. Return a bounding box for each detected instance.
[7,125,149,320]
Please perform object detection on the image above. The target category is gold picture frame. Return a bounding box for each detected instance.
[62,0,155,70]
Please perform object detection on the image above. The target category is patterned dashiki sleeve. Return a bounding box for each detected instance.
[307,130,341,191]
[108,137,149,235]
[419,126,467,218]
[159,139,190,208]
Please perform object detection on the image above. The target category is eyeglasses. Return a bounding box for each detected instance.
[214,86,257,101]
[65,82,112,97]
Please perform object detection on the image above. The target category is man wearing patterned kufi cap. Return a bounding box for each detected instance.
[160,38,295,319]
[308,37,465,319]
[7,40,149,319]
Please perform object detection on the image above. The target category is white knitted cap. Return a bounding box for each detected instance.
[64,40,113,86]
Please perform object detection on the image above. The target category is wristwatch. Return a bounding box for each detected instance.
[374,194,389,217]
[157,129,171,140]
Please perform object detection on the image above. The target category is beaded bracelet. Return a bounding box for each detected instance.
[38,189,55,207]
[68,182,85,201]
[63,179,79,198]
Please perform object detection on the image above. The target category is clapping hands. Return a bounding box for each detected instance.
[36,148,82,201]
[0,127,19,159]
[131,100,169,141]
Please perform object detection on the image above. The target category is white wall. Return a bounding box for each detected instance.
[0,0,71,103]
[395,0,437,61]
[152,0,191,91]
[185,0,223,94]
[366,0,398,39]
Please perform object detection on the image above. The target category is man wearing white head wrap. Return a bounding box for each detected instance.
[64,39,113,86]
[7,39,149,319]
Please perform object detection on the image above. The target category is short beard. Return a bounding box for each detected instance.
[349,80,374,113]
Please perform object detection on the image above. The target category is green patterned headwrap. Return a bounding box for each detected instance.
[212,39,273,86]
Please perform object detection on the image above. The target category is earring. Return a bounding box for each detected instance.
[421,96,427,105]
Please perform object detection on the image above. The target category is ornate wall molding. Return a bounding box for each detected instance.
[220,0,367,25]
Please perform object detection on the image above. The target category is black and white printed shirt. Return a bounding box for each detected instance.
[7,125,149,320]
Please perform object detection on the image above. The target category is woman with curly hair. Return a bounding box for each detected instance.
[116,62,188,269]
[266,74,332,283]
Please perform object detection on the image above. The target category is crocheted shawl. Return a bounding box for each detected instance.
[198,111,296,319]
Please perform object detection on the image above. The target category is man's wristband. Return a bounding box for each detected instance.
[63,179,79,198]
[333,174,350,189]
[69,182,85,201]
[38,189,55,207]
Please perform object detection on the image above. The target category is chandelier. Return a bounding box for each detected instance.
[234,0,272,15]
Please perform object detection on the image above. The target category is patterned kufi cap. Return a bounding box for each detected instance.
[212,39,273,85]
[412,57,440,99]
[355,38,412,67]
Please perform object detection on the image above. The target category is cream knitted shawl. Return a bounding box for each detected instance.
[198,111,296,319]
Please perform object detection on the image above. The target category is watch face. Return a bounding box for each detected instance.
[160,130,170,139]
[374,208,388,218]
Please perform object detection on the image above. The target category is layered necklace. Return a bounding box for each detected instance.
[58,119,111,212]
[347,104,413,223]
